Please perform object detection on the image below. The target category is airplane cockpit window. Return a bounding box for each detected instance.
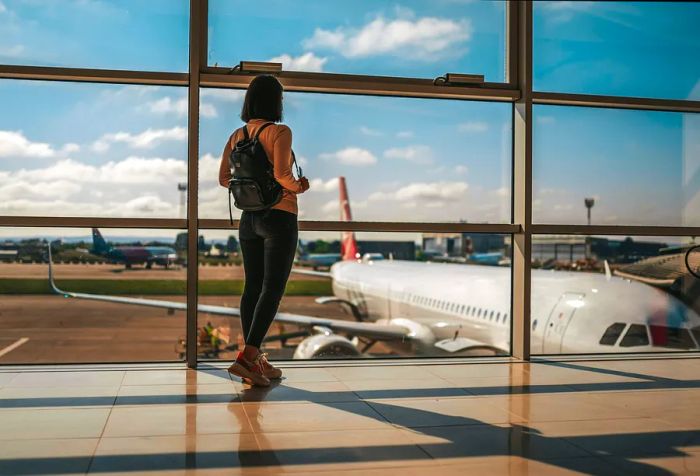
[599,323,626,346]
[619,324,650,347]
[692,327,700,344]
[649,325,697,350]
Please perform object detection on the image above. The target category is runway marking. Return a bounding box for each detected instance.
[0,337,29,358]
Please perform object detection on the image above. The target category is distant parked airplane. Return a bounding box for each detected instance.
[91,228,177,269]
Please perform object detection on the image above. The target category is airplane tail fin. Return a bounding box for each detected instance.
[339,176,359,261]
[91,228,109,255]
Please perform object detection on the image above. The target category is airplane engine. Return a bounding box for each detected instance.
[292,334,361,359]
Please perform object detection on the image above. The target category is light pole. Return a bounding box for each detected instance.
[178,183,187,219]
[584,198,595,226]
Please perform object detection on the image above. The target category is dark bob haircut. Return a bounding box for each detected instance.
[240,74,283,123]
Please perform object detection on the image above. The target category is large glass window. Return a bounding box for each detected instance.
[0,227,186,364]
[533,105,700,227]
[198,229,511,361]
[0,80,188,218]
[534,1,700,100]
[208,0,506,82]
[531,234,700,355]
[0,0,189,72]
[200,89,512,223]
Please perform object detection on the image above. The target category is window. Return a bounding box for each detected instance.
[693,327,700,345]
[619,324,650,347]
[599,323,626,346]
[209,0,507,82]
[0,80,188,219]
[0,227,186,363]
[0,0,189,72]
[200,89,512,223]
[532,234,698,355]
[534,1,700,100]
[649,325,697,350]
[534,106,700,227]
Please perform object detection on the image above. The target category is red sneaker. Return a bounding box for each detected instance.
[227,352,270,387]
[259,353,283,380]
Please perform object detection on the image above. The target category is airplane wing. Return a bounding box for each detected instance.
[291,268,332,278]
[47,247,409,341]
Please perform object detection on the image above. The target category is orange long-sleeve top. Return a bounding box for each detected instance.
[218,119,304,215]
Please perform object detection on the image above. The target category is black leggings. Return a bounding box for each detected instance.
[238,209,298,348]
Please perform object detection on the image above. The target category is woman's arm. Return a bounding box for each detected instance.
[273,126,305,193]
[218,134,233,188]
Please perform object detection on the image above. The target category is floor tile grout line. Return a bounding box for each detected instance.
[85,370,126,474]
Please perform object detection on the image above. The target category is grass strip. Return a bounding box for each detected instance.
[0,279,331,296]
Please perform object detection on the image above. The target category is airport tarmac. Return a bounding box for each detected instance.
[0,262,325,280]
[0,295,394,364]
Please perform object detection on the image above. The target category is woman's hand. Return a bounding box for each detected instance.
[299,176,310,193]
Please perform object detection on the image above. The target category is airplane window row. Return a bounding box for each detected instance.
[599,322,700,349]
[408,294,509,324]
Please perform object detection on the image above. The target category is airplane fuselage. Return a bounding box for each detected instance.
[330,259,700,356]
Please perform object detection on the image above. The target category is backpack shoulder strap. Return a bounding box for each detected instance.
[253,122,275,141]
[241,125,250,141]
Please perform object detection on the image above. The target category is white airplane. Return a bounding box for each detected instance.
[47,177,700,358]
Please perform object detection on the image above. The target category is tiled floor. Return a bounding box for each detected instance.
[0,357,699,475]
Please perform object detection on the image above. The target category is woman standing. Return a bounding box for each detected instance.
[218,75,310,386]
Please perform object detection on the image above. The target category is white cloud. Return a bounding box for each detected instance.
[268,52,327,72]
[383,145,434,164]
[201,89,246,102]
[369,181,468,202]
[92,126,187,151]
[454,165,468,175]
[147,97,217,118]
[537,116,556,125]
[12,157,187,184]
[0,45,24,57]
[359,126,383,137]
[395,181,468,201]
[541,1,596,23]
[61,143,80,154]
[493,187,509,197]
[458,121,489,133]
[0,131,56,158]
[396,130,414,139]
[309,177,339,192]
[321,200,339,214]
[319,147,377,166]
[0,2,6,14]
[0,155,192,217]
[303,14,472,59]
[199,153,221,181]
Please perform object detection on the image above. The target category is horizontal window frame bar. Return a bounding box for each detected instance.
[0,65,189,86]
[200,70,520,102]
[200,219,520,234]
[0,217,187,229]
[533,91,700,114]
[532,224,700,237]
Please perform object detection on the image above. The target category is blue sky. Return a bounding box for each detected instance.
[0,0,698,239]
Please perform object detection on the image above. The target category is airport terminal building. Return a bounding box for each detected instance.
[0,1,699,474]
